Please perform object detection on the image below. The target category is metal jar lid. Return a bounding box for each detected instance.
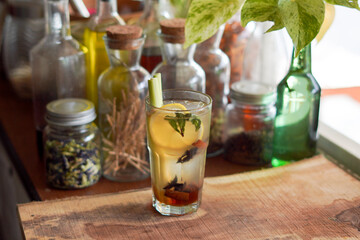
[230,80,277,105]
[46,98,96,126]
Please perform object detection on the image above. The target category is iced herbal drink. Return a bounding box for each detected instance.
[146,90,212,216]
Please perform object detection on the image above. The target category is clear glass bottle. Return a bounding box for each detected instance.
[83,0,125,110]
[194,25,230,157]
[220,11,253,86]
[241,22,289,87]
[152,18,205,92]
[44,98,101,189]
[30,0,87,158]
[135,0,162,73]
[224,81,276,166]
[2,1,45,99]
[99,25,150,182]
[272,44,321,167]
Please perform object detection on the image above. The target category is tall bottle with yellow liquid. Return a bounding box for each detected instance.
[83,0,125,109]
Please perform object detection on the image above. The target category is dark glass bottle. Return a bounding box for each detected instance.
[136,0,162,73]
[272,44,321,167]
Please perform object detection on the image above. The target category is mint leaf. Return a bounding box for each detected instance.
[164,113,202,137]
[325,0,360,10]
[184,0,243,48]
[164,116,182,136]
[190,116,201,131]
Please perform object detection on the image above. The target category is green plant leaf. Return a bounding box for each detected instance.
[241,0,325,56]
[241,0,284,29]
[325,0,360,10]
[190,116,201,131]
[184,0,243,48]
[280,0,325,55]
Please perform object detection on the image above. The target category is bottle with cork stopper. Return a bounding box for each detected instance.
[152,18,205,93]
[98,25,151,182]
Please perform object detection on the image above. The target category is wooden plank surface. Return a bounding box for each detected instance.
[18,155,360,239]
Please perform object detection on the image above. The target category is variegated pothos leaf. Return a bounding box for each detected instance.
[184,0,243,48]
[325,0,360,9]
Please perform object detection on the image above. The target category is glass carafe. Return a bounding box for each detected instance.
[272,44,321,167]
[194,25,230,156]
[30,0,87,158]
[98,26,150,182]
[2,1,45,99]
[152,18,205,92]
[83,0,125,109]
[135,0,162,73]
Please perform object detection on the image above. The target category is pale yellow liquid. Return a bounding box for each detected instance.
[83,28,110,110]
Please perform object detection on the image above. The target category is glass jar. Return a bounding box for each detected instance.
[2,1,45,99]
[43,98,101,189]
[98,25,150,182]
[30,0,87,158]
[224,81,276,166]
[220,11,253,86]
[152,18,205,92]
[194,25,230,157]
[83,0,125,110]
[135,0,162,73]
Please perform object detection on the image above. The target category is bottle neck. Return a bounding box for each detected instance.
[97,0,118,17]
[142,0,157,18]
[289,44,312,73]
[161,41,196,64]
[105,40,144,69]
[45,0,71,37]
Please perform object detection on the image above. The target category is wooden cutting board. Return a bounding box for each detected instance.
[18,155,360,239]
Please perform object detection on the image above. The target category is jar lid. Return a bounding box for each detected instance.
[46,98,96,126]
[159,18,186,44]
[230,81,276,105]
[105,25,143,50]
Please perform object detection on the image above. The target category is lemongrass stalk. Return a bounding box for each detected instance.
[148,73,163,107]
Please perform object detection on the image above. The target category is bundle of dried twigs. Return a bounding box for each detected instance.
[102,90,150,177]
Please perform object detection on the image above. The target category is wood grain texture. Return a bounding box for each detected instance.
[18,155,360,239]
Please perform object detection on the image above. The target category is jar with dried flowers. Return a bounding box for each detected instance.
[98,25,150,182]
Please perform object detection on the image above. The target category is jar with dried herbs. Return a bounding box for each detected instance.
[194,25,230,157]
[98,25,150,182]
[43,98,101,189]
[224,81,276,166]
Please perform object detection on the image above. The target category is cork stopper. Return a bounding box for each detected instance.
[159,18,186,44]
[105,25,143,50]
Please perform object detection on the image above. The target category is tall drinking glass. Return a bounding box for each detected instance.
[145,89,212,216]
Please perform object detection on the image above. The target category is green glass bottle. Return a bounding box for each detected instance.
[272,44,321,167]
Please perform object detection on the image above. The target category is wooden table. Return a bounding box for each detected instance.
[17,155,360,239]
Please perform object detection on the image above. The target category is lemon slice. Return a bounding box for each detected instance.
[149,103,203,154]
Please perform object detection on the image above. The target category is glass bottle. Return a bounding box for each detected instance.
[152,18,205,92]
[135,0,162,73]
[30,0,87,158]
[224,81,276,166]
[98,25,150,182]
[194,25,230,157]
[2,1,45,99]
[83,0,125,110]
[241,22,289,87]
[44,98,101,189]
[272,44,321,167]
[220,11,253,86]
